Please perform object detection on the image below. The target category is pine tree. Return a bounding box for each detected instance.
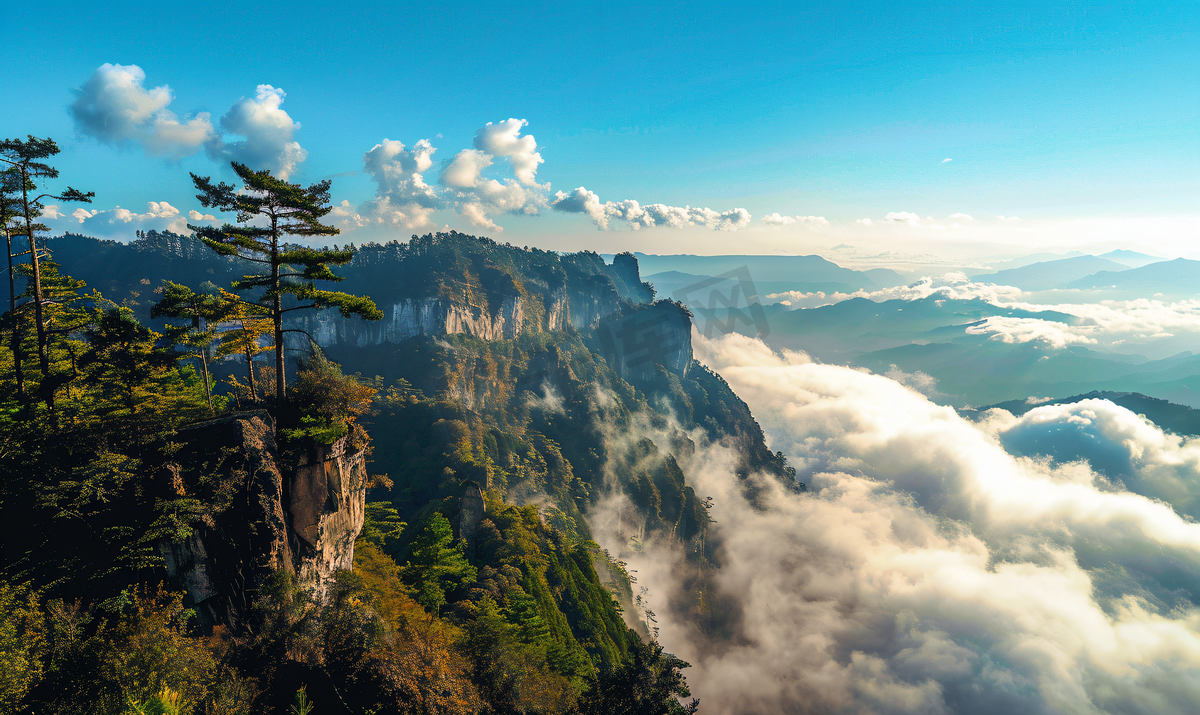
[151,282,245,413]
[0,136,94,409]
[403,513,477,615]
[0,171,27,400]
[213,294,272,404]
[189,162,382,401]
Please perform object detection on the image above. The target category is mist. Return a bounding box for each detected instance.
[592,331,1200,714]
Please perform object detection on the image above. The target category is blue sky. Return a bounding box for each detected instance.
[4,1,1197,258]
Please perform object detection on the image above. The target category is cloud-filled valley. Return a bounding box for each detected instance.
[597,332,1200,714]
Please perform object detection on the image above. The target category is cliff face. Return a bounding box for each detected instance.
[280,237,653,350]
[289,294,533,349]
[287,288,632,350]
[598,301,694,381]
[159,411,368,628]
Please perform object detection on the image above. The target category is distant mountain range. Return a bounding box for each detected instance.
[629,253,880,295]
[977,390,1200,436]
[1098,249,1166,268]
[985,255,1129,291]
[1067,257,1200,291]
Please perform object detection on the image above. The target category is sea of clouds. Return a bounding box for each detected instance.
[767,272,1200,356]
[592,331,1200,714]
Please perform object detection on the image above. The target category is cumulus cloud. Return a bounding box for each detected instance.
[439,149,493,189]
[471,119,544,186]
[337,120,550,234]
[761,213,829,227]
[71,64,307,177]
[50,200,219,239]
[205,85,307,179]
[885,211,922,226]
[947,213,973,221]
[339,138,442,230]
[69,63,214,159]
[856,217,874,226]
[595,331,1200,714]
[552,185,751,231]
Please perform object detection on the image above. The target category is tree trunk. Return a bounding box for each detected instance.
[20,167,52,410]
[271,219,284,402]
[200,348,212,413]
[245,345,257,403]
[5,230,24,401]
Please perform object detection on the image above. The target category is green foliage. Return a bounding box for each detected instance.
[190,162,381,399]
[0,582,44,712]
[280,346,375,447]
[0,583,256,715]
[582,637,699,715]
[402,513,477,614]
[289,686,314,715]
[152,282,252,412]
[361,501,406,553]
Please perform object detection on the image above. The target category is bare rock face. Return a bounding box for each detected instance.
[289,436,368,601]
[459,481,486,548]
[159,411,368,629]
[598,301,694,381]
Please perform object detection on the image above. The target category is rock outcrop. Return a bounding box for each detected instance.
[282,247,654,350]
[159,411,368,629]
[598,301,694,381]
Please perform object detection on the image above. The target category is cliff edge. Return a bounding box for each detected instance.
[158,410,368,629]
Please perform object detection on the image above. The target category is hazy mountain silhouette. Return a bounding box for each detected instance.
[983,255,1128,290]
[1068,257,1200,292]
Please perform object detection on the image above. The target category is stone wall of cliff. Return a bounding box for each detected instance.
[597,301,694,381]
[159,411,368,629]
[283,250,653,350]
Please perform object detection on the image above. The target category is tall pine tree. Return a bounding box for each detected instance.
[0,136,94,409]
[190,162,382,401]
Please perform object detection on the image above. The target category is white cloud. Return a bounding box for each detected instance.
[948,212,974,221]
[941,157,953,163]
[205,85,307,179]
[69,63,214,159]
[71,65,308,177]
[341,122,550,234]
[552,185,751,231]
[766,272,1025,308]
[981,399,1200,519]
[439,149,493,189]
[761,213,829,227]
[965,315,1097,348]
[51,200,218,239]
[885,211,922,226]
[996,215,1021,222]
[597,331,1200,714]
[471,118,544,186]
[857,217,874,226]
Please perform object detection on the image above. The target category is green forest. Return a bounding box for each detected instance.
[0,137,793,714]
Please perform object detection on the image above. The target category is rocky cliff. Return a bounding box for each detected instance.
[159,411,368,628]
[598,301,694,381]
[282,234,654,350]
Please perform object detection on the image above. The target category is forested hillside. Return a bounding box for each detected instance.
[1,149,794,713]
